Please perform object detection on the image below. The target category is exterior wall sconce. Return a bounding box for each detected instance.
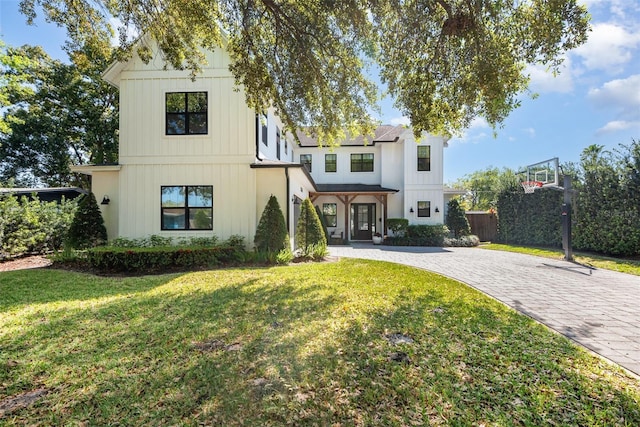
[435,207,440,213]
[101,195,110,205]
[409,207,414,213]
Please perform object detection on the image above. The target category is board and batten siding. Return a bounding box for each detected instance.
[117,163,257,240]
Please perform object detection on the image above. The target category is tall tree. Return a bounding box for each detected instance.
[0,38,118,187]
[18,0,589,145]
[456,166,519,210]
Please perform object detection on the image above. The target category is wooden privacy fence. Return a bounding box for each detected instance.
[465,212,498,242]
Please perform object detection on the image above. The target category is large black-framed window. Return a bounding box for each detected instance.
[323,203,337,227]
[325,154,337,172]
[166,92,208,135]
[417,145,431,171]
[161,186,213,230]
[300,154,312,172]
[417,201,431,217]
[351,153,374,172]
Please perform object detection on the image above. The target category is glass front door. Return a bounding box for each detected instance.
[351,203,375,240]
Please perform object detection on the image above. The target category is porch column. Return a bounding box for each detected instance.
[337,195,356,240]
[375,194,388,235]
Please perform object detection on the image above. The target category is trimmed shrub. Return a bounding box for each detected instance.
[446,198,471,237]
[254,195,289,252]
[385,224,449,246]
[86,245,242,272]
[386,218,409,237]
[445,235,480,247]
[67,193,108,249]
[315,204,330,242]
[295,198,327,254]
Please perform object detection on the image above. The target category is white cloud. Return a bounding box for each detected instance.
[389,116,410,126]
[526,58,574,94]
[588,74,640,116]
[449,117,490,145]
[524,127,536,138]
[573,23,640,74]
[596,120,640,134]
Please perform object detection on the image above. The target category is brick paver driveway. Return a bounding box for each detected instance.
[329,244,640,377]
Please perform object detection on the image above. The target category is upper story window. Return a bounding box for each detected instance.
[276,128,281,160]
[417,200,431,217]
[166,92,208,135]
[351,153,374,172]
[325,154,337,172]
[261,113,268,145]
[300,154,312,172]
[161,186,213,230]
[417,145,431,171]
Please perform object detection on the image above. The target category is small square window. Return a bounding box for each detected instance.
[166,92,208,135]
[325,154,337,172]
[417,201,431,217]
[161,186,213,230]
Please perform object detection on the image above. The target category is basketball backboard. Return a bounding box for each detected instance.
[523,157,559,188]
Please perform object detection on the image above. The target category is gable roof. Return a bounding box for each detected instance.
[296,125,409,147]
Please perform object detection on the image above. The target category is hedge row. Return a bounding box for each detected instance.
[496,188,563,247]
[384,224,449,246]
[0,193,76,259]
[87,246,244,272]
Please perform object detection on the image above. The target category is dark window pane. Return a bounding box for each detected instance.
[189,208,213,230]
[166,93,185,113]
[187,92,207,112]
[325,154,337,172]
[300,154,312,172]
[188,113,208,134]
[418,146,431,171]
[162,208,186,229]
[166,114,186,135]
[417,201,431,217]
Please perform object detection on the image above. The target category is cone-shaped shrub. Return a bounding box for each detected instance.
[446,198,470,238]
[296,198,327,252]
[67,193,108,249]
[254,195,289,252]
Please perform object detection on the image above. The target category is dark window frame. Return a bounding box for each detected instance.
[323,203,338,227]
[165,92,208,135]
[417,200,431,217]
[300,154,312,172]
[325,153,337,173]
[161,185,213,230]
[351,153,374,172]
[417,145,431,171]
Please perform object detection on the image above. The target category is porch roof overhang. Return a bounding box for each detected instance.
[70,164,121,176]
[250,160,317,191]
[311,184,399,197]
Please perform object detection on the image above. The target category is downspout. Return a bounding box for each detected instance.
[255,114,260,161]
[285,167,291,232]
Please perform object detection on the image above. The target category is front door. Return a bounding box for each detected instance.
[351,203,375,240]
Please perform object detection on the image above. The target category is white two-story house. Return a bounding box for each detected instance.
[71,40,453,247]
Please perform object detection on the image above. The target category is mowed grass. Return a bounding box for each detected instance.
[481,243,640,276]
[1,259,639,426]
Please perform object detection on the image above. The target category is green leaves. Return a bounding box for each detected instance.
[0,39,118,186]
[18,0,589,144]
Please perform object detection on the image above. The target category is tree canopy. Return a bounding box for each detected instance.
[0,38,118,186]
[18,0,589,144]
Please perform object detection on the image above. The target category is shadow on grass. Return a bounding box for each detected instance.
[2,261,639,425]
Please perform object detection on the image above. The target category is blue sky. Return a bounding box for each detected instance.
[2,0,639,183]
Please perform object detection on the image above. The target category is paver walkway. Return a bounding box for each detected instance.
[329,244,640,377]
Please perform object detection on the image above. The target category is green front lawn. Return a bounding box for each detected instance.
[1,260,639,425]
[481,243,640,276]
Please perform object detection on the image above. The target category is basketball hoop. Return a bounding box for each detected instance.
[521,180,543,194]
